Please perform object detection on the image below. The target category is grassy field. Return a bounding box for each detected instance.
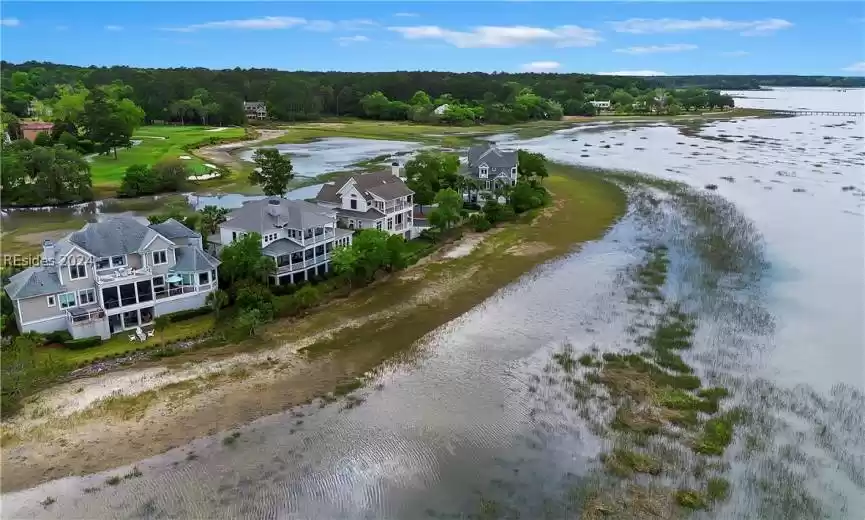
[88,125,245,189]
[36,315,216,366]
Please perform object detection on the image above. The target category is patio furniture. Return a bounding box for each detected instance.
[128,334,138,342]
[146,330,155,338]
[135,327,146,342]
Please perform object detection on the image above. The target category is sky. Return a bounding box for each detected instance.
[1,2,864,76]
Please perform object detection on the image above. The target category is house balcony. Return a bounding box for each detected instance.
[382,201,410,213]
[66,306,106,325]
[276,253,331,274]
[95,266,153,285]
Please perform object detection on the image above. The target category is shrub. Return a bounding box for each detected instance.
[162,307,212,323]
[33,132,53,147]
[44,330,73,345]
[470,214,492,232]
[64,336,103,350]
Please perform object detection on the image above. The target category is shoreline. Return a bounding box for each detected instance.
[0,165,627,493]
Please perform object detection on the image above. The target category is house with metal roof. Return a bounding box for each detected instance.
[463,143,519,203]
[4,217,219,340]
[212,198,353,286]
[313,164,416,239]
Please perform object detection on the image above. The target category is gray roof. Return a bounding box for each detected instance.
[223,198,335,234]
[149,218,200,240]
[467,143,518,169]
[262,239,304,257]
[4,268,64,300]
[336,208,383,220]
[173,247,220,272]
[69,217,159,257]
[315,171,413,204]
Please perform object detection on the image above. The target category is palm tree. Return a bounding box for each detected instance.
[206,290,229,320]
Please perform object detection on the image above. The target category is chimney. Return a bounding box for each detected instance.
[391,161,403,179]
[42,239,56,270]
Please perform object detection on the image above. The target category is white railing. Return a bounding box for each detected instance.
[383,201,410,213]
[276,253,331,274]
[67,308,106,325]
[96,266,153,285]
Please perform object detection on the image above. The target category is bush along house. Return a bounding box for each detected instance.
[211,198,353,286]
[313,163,416,240]
[4,217,220,340]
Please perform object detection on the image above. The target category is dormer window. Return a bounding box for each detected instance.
[69,264,87,280]
[511,167,517,176]
[152,250,168,265]
[479,166,489,178]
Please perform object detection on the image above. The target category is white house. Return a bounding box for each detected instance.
[589,100,611,110]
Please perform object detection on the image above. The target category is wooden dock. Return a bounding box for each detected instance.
[775,110,864,117]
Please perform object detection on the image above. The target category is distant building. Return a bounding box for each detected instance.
[461,143,519,204]
[20,122,54,142]
[433,104,450,115]
[589,100,611,110]
[243,101,267,121]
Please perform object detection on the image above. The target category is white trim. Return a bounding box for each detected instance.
[141,231,173,252]
[58,244,94,265]
[57,291,77,310]
[68,263,87,281]
[78,288,96,306]
[46,295,56,306]
[152,249,168,265]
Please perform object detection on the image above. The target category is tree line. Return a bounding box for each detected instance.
[1,62,746,126]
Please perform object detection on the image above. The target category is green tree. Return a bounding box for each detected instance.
[409,90,432,106]
[153,315,170,346]
[517,150,548,184]
[385,235,408,271]
[235,308,264,337]
[205,289,229,320]
[119,164,156,197]
[250,148,293,197]
[429,188,462,231]
[331,244,361,286]
[235,282,274,317]
[33,132,53,147]
[610,89,635,110]
[51,84,89,121]
[510,181,547,214]
[218,233,276,285]
[293,284,321,310]
[150,157,189,192]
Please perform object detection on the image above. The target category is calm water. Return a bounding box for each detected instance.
[3,88,863,519]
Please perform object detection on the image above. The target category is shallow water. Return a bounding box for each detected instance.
[237,137,422,176]
[3,88,864,518]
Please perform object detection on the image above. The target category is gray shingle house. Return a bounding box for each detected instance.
[314,165,416,239]
[243,101,267,121]
[212,198,353,286]
[464,143,519,201]
[4,217,219,340]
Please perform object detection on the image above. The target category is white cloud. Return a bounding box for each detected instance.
[393,12,419,18]
[1,18,21,27]
[388,24,602,48]
[597,70,668,76]
[842,61,865,73]
[720,50,749,57]
[305,19,377,32]
[521,61,561,72]
[104,25,123,31]
[163,16,307,32]
[614,43,697,55]
[336,35,370,46]
[610,17,792,36]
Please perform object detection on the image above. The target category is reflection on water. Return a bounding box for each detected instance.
[3,88,864,519]
[237,137,423,177]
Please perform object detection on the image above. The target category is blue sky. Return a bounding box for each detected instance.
[1,2,864,76]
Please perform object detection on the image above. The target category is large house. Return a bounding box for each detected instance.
[464,143,519,202]
[243,101,267,121]
[313,164,416,240]
[212,198,353,286]
[4,218,220,340]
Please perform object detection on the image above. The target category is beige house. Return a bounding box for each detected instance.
[4,218,219,340]
[314,164,416,240]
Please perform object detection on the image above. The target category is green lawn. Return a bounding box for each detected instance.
[88,125,245,188]
[37,314,216,366]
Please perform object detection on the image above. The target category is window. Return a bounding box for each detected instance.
[199,272,210,285]
[181,273,195,286]
[46,295,56,306]
[153,276,166,297]
[376,221,382,230]
[58,292,77,309]
[511,167,517,175]
[69,264,86,280]
[387,218,393,230]
[479,166,489,178]
[78,288,96,305]
[111,255,126,267]
[96,258,110,270]
[232,231,238,241]
[152,250,168,265]
[350,199,357,210]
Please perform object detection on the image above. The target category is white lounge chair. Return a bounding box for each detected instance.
[146,330,155,338]
[128,334,138,342]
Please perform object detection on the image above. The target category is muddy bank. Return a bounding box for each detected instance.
[194,129,287,170]
[0,169,626,493]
